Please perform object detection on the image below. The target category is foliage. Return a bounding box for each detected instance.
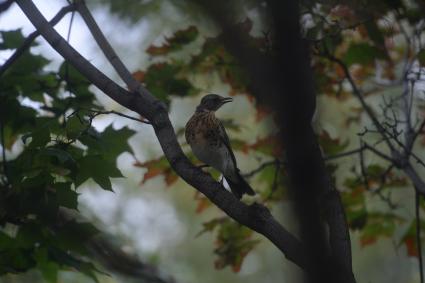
[122,0,425,273]
[2,0,425,281]
[0,29,135,281]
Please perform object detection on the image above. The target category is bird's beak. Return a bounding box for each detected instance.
[221,97,233,105]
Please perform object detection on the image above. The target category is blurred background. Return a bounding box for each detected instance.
[1,0,425,282]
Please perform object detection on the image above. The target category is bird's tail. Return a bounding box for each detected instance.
[226,171,255,199]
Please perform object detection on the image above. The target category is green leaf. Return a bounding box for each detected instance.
[58,62,96,105]
[56,182,79,209]
[59,62,90,87]
[53,221,98,254]
[143,63,194,103]
[5,52,50,77]
[48,247,99,283]
[364,21,387,56]
[0,98,37,143]
[343,43,386,66]
[28,127,51,148]
[41,147,75,164]
[83,125,135,162]
[0,29,26,49]
[189,37,249,93]
[66,115,88,140]
[34,248,59,283]
[75,155,123,190]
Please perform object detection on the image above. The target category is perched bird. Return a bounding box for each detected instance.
[185,94,255,199]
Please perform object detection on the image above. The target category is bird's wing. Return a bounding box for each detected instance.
[217,120,238,168]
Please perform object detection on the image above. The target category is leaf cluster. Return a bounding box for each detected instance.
[0,29,135,281]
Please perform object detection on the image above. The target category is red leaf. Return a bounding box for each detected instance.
[405,236,419,257]
[146,45,171,56]
[146,26,199,56]
[360,235,376,247]
[255,105,272,122]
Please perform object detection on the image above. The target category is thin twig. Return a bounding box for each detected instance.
[0,4,75,77]
[66,6,75,42]
[373,164,397,209]
[243,160,278,178]
[0,122,7,182]
[359,141,370,191]
[320,51,396,153]
[363,142,396,163]
[411,118,425,149]
[87,109,151,124]
[324,147,365,161]
[416,189,424,283]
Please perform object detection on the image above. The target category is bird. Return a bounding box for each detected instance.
[185,94,256,199]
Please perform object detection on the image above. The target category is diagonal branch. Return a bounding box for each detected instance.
[0,3,75,77]
[74,0,139,92]
[0,0,13,14]
[15,0,308,270]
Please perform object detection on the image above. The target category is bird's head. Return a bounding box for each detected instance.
[196,94,233,112]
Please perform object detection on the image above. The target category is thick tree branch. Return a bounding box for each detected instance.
[0,4,75,77]
[192,0,355,282]
[196,1,356,282]
[15,0,308,270]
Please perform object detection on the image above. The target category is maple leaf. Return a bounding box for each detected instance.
[134,156,178,186]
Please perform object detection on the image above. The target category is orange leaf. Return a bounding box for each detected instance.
[232,262,242,273]
[132,70,145,82]
[164,169,178,186]
[140,167,162,184]
[195,197,211,214]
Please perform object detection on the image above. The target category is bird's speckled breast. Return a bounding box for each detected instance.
[185,111,221,147]
[185,110,234,175]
